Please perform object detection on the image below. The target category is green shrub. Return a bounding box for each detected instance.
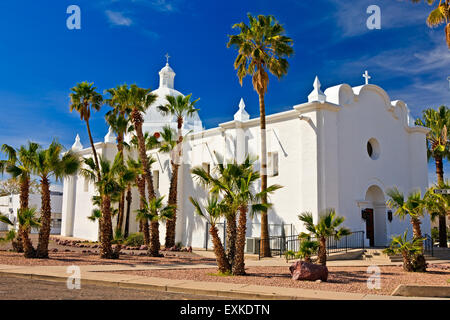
[125,232,144,246]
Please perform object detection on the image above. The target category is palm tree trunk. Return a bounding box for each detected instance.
[225,213,237,266]
[15,176,30,253]
[258,92,270,258]
[100,195,115,259]
[164,161,179,248]
[132,109,160,256]
[22,226,35,259]
[116,136,125,235]
[438,214,448,248]
[36,176,51,258]
[136,176,149,245]
[124,186,132,239]
[210,225,231,274]
[85,119,101,181]
[318,236,327,266]
[233,205,248,275]
[401,251,413,272]
[435,156,448,248]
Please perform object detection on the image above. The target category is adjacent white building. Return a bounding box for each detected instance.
[0,186,63,234]
[61,62,431,249]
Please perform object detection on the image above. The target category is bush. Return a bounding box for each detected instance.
[125,232,144,246]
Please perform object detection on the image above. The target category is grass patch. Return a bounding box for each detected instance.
[207,271,233,277]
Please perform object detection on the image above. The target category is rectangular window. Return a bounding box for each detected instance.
[153,170,159,190]
[268,152,279,177]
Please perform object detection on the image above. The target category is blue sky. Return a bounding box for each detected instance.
[0,0,449,184]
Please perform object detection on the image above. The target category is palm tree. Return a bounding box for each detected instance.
[17,207,41,258]
[105,85,133,235]
[298,209,351,266]
[192,156,281,275]
[31,141,80,258]
[149,125,180,248]
[415,106,450,247]
[410,0,450,48]
[386,187,428,271]
[127,84,160,256]
[157,95,199,248]
[1,142,40,252]
[227,14,294,257]
[136,196,175,256]
[384,231,425,272]
[81,153,134,259]
[424,181,450,246]
[128,157,150,245]
[190,196,231,274]
[69,82,103,180]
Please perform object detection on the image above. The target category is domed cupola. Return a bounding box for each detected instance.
[159,54,176,89]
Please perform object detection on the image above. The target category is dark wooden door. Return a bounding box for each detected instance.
[364,209,375,247]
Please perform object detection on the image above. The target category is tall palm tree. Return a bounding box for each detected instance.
[227,14,294,257]
[105,85,132,235]
[149,126,179,248]
[190,196,231,274]
[410,0,450,48]
[1,142,40,252]
[127,157,149,244]
[298,209,351,266]
[17,207,41,258]
[31,141,80,258]
[69,82,103,180]
[415,106,450,247]
[424,181,450,246]
[81,153,134,259]
[386,187,428,271]
[127,84,161,256]
[157,95,199,248]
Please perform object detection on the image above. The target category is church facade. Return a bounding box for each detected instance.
[61,62,431,249]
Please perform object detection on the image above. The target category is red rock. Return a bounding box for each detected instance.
[139,245,148,250]
[187,246,192,253]
[52,248,58,253]
[289,261,328,282]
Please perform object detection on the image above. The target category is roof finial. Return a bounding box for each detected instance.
[165,53,170,65]
[308,76,326,103]
[71,134,83,151]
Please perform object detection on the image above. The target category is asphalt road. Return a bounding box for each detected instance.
[0,275,229,300]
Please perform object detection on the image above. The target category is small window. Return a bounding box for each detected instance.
[153,170,159,190]
[202,162,210,175]
[367,138,380,160]
[268,152,279,177]
[84,178,89,192]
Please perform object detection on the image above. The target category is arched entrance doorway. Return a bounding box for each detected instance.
[363,185,388,247]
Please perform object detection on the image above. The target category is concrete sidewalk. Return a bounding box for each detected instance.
[0,263,446,300]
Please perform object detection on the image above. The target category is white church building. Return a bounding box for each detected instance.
[61,61,431,249]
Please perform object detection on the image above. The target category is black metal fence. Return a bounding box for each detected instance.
[204,221,293,251]
[258,231,366,260]
[424,233,434,257]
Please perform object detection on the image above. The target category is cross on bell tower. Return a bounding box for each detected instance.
[363,70,371,85]
[165,53,170,65]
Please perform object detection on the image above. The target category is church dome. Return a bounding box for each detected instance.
[141,59,203,134]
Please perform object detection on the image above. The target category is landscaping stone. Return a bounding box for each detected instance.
[289,260,328,282]
[139,245,148,250]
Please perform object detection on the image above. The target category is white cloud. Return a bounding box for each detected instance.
[105,10,133,26]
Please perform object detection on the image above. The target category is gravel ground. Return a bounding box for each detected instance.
[0,275,228,300]
[0,234,216,266]
[114,265,450,296]
[0,250,217,266]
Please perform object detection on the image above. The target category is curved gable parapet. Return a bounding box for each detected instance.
[324,84,354,106]
[352,84,392,108]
